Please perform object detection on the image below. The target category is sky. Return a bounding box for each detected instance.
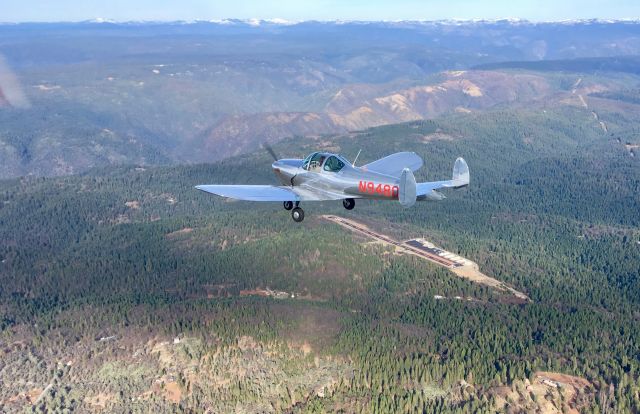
[1,0,639,23]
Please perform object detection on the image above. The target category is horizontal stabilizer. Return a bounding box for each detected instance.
[416,157,470,197]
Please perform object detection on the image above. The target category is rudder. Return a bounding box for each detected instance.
[451,158,470,188]
[398,168,417,208]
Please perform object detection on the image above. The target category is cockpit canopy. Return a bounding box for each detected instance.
[302,152,347,172]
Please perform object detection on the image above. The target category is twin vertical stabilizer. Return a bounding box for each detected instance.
[451,157,470,188]
[398,168,417,208]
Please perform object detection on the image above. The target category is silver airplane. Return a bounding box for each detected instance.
[196,151,469,222]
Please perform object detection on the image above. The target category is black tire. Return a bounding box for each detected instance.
[343,198,355,210]
[283,201,294,210]
[291,207,305,222]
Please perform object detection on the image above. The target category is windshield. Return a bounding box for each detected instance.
[301,152,317,170]
[302,152,326,171]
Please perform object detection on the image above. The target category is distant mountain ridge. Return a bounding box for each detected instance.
[193,69,569,160]
[475,56,640,74]
[1,21,639,177]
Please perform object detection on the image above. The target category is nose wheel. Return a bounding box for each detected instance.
[291,207,305,222]
[343,198,355,210]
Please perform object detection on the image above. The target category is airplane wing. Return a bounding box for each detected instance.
[416,157,469,196]
[195,185,300,201]
[195,184,350,202]
[361,152,423,177]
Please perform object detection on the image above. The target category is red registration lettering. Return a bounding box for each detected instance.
[359,181,399,198]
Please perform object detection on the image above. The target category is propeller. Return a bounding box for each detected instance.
[262,142,279,162]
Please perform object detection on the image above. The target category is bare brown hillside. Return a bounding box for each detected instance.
[196,70,557,160]
[326,70,553,129]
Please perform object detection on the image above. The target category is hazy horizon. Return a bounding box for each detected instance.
[2,0,639,23]
[2,17,640,24]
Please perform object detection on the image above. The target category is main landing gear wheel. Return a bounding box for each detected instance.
[283,201,293,210]
[342,198,355,210]
[291,207,305,222]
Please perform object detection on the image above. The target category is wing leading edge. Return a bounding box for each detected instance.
[195,184,350,202]
[195,185,300,201]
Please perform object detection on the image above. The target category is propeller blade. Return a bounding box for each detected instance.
[263,143,279,162]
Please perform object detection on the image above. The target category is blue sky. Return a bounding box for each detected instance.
[2,0,639,22]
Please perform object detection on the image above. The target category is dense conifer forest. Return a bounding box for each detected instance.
[1,103,639,412]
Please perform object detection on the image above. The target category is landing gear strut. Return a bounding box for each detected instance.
[291,207,305,222]
[343,198,355,210]
[283,201,293,210]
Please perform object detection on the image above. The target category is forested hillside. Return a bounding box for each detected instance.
[1,103,639,412]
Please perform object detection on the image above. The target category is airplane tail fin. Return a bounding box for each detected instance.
[398,168,417,208]
[451,157,470,188]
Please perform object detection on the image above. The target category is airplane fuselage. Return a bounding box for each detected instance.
[272,158,402,201]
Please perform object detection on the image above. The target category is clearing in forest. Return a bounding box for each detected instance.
[323,215,530,302]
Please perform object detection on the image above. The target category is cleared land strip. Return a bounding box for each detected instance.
[323,215,530,302]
